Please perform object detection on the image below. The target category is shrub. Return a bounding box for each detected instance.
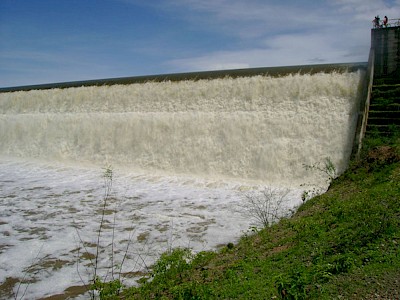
[242,188,291,228]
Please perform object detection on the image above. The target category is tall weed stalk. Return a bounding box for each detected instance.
[302,157,337,202]
[242,188,291,228]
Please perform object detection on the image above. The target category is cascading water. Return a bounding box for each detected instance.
[0,70,364,299]
[0,71,362,186]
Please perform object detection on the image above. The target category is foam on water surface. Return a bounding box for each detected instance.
[0,158,302,299]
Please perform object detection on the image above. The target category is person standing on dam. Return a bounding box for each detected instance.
[383,16,388,27]
[373,15,381,28]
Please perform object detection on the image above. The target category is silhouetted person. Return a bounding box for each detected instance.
[374,16,380,28]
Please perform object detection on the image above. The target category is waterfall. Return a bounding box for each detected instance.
[0,69,365,299]
[0,71,363,187]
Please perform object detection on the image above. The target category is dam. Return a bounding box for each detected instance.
[0,63,366,299]
[0,63,366,187]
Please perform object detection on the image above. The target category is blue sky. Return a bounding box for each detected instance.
[1,0,399,87]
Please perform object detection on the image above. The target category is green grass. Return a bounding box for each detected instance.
[101,136,400,299]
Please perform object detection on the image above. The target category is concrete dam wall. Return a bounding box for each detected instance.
[371,26,400,78]
[0,63,366,187]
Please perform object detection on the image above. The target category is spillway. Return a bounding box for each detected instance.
[0,69,364,187]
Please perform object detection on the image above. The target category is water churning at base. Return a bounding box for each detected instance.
[0,71,363,187]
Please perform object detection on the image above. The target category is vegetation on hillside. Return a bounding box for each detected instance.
[94,133,400,299]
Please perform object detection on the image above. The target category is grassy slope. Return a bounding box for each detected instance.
[120,138,400,300]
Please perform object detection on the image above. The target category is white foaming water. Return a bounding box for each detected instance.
[0,72,363,186]
[0,71,363,299]
[0,159,270,299]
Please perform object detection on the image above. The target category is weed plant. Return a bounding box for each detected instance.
[302,157,337,202]
[242,188,291,228]
[76,166,136,299]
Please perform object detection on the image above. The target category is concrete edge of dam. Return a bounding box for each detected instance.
[0,62,367,93]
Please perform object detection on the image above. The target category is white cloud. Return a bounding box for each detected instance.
[166,16,370,73]
[331,0,400,20]
[160,0,398,72]
[166,31,367,73]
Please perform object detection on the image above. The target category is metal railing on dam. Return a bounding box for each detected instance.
[0,62,367,93]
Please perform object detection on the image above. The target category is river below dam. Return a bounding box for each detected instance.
[2,158,294,299]
[0,69,364,298]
